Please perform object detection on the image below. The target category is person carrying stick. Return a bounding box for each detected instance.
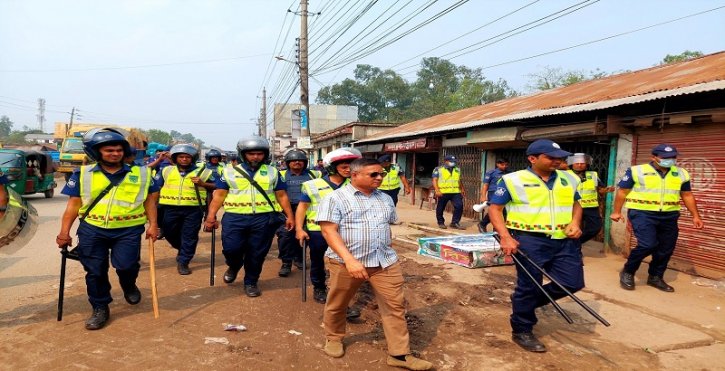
[56,128,160,330]
[488,139,584,353]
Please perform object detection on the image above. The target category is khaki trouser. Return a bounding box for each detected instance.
[323,258,410,356]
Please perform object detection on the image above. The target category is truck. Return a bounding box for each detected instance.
[54,123,148,180]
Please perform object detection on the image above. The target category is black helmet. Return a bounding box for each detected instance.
[83,127,132,162]
[169,144,199,163]
[205,149,222,161]
[237,136,270,166]
[284,148,308,166]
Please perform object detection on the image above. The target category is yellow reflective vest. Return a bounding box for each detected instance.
[503,169,580,239]
[79,165,151,229]
[625,164,689,212]
[379,164,402,191]
[222,164,281,214]
[159,166,213,206]
[568,170,599,208]
[301,177,349,231]
[436,166,461,194]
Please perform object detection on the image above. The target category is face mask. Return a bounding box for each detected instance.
[445,161,455,168]
[657,158,675,168]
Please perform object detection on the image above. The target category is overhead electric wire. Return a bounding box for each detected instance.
[309,0,375,59]
[258,10,293,97]
[477,4,725,70]
[388,0,540,69]
[314,0,471,75]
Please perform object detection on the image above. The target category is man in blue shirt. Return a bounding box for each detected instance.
[478,158,510,232]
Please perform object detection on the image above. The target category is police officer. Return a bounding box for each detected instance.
[296,148,361,303]
[56,128,160,330]
[611,144,704,292]
[156,144,216,275]
[478,158,510,232]
[432,154,466,229]
[204,136,295,298]
[276,149,321,277]
[567,153,615,244]
[488,139,583,352]
[204,149,225,177]
[377,154,411,206]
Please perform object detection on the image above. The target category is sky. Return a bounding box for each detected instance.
[1,0,724,151]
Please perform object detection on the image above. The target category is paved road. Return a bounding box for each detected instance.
[0,184,70,313]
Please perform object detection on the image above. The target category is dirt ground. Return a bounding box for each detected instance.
[1,233,665,371]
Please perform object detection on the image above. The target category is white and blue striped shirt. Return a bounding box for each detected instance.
[317,183,399,268]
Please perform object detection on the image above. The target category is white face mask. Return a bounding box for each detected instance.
[657,158,676,168]
[445,161,455,167]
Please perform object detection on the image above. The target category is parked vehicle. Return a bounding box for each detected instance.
[0,149,57,198]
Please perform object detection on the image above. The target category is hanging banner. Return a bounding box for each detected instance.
[384,138,427,152]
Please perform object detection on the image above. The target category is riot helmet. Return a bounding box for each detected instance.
[567,153,592,166]
[284,148,309,167]
[169,144,199,163]
[205,149,222,162]
[82,127,132,162]
[323,148,362,175]
[237,136,270,167]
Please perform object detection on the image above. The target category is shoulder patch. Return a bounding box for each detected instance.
[560,177,568,186]
[494,187,506,196]
[67,179,76,188]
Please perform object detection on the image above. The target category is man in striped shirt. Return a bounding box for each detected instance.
[317,158,432,370]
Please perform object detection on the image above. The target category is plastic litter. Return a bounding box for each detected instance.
[288,330,302,336]
[204,337,229,345]
[224,324,247,332]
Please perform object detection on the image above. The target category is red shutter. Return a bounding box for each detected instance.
[629,122,725,279]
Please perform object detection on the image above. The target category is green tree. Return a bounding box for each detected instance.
[144,129,172,144]
[660,50,703,65]
[0,115,13,137]
[526,66,610,91]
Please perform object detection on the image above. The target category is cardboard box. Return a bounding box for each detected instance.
[417,233,513,268]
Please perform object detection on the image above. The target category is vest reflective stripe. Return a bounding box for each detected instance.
[79,165,150,228]
[222,165,281,214]
[302,178,349,231]
[379,164,401,190]
[159,166,212,206]
[503,170,578,239]
[569,170,599,208]
[625,164,689,212]
[437,167,460,194]
[281,169,320,205]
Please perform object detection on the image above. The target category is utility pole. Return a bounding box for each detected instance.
[261,87,267,139]
[299,0,310,143]
[65,107,76,137]
[37,98,46,133]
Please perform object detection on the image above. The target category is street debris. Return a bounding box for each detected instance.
[204,337,229,345]
[288,330,302,336]
[224,324,247,332]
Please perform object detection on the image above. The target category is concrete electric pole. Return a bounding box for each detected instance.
[261,87,267,139]
[37,98,46,133]
[299,0,310,142]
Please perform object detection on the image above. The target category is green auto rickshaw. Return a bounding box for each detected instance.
[0,149,58,198]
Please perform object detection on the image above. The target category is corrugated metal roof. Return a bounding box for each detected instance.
[358,51,725,143]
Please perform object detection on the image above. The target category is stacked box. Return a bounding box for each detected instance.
[417,233,513,268]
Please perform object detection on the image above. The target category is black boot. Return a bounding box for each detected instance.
[313,287,327,304]
[278,262,292,277]
[620,271,635,290]
[85,306,110,330]
[177,262,191,275]
[512,332,547,352]
[293,260,304,270]
[123,285,141,305]
[346,307,361,320]
[244,284,261,297]
[647,276,674,292]
[223,267,240,284]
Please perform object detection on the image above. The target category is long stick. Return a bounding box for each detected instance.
[301,239,307,302]
[148,239,159,319]
[511,254,574,324]
[210,228,216,287]
[57,246,68,321]
[516,249,611,327]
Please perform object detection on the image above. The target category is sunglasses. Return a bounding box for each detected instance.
[366,171,388,178]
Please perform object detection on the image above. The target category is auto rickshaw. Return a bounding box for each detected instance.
[0,149,58,198]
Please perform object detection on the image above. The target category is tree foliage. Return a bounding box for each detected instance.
[0,115,13,137]
[316,58,516,123]
[526,66,610,91]
[144,129,172,144]
[660,50,703,65]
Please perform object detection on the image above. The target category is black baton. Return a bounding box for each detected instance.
[301,239,307,302]
[57,246,68,321]
[210,228,216,287]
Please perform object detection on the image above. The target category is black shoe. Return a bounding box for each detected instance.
[244,284,261,297]
[85,306,110,331]
[156,230,165,241]
[450,223,465,230]
[438,224,448,229]
[278,262,292,277]
[177,262,191,275]
[123,285,141,305]
[346,307,361,320]
[223,267,240,284]
[647,276,675,292]
[512,332,547,352]
[293,260,304,270]
[313,287,327,304]
[477,222,486,233]
[620,271,635,290]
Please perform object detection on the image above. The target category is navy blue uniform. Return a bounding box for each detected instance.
[479,168,510,230]
[432,166,463,225]
[62,164,160,308]
[490,169,584,334]
[215,163,287,285]
[618,163,691,277]
[276,169,318,265]
[154,164,209,266]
